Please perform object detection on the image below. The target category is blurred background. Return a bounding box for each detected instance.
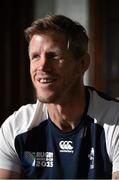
[0,0,119,125]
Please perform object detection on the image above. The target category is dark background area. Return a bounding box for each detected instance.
[0,0,35,125]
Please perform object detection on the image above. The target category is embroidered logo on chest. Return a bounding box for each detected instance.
[59,141,74,153]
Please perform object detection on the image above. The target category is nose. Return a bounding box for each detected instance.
[38,53,51,72]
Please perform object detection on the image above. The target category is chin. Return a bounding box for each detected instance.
[36,87,62,103]
[37,93,59,103]
[37,97,51,103]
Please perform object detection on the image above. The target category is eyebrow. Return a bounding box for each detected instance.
[51,48,66,54]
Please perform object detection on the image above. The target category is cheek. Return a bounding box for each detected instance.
[30,63,36,80]
[66,65,80,82]
[30,64,33,76]
[30,61,37,72]
[61,69,73,85]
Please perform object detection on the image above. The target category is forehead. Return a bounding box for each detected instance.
[29,31,68,50]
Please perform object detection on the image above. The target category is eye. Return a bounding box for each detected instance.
[47,52,62,61]
[54,55,62,60]
[31,54,40,61]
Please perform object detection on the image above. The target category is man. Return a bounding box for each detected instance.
[0,15,119,179]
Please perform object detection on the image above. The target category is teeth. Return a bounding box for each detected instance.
[40,78,54,83]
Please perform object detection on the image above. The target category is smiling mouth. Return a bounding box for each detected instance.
[38,78,57,84]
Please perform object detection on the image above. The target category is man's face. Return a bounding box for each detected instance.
[29,31,83,104]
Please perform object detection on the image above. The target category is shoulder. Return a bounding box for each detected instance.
[0,102,41,174]
[87,86,119,124]
[87,86,119,171]
[2,102,36,129]
[1,101,47,137]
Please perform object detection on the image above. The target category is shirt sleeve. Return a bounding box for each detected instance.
[0,114,22,173]
[111,121,119,173]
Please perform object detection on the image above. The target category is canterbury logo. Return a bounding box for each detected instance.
[59,141,74,153]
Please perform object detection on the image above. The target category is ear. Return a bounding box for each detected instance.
[78,53,90,75]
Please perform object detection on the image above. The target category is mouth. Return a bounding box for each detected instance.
[37,77,57,84]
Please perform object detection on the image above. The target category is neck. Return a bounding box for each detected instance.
[47,86,86,132]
